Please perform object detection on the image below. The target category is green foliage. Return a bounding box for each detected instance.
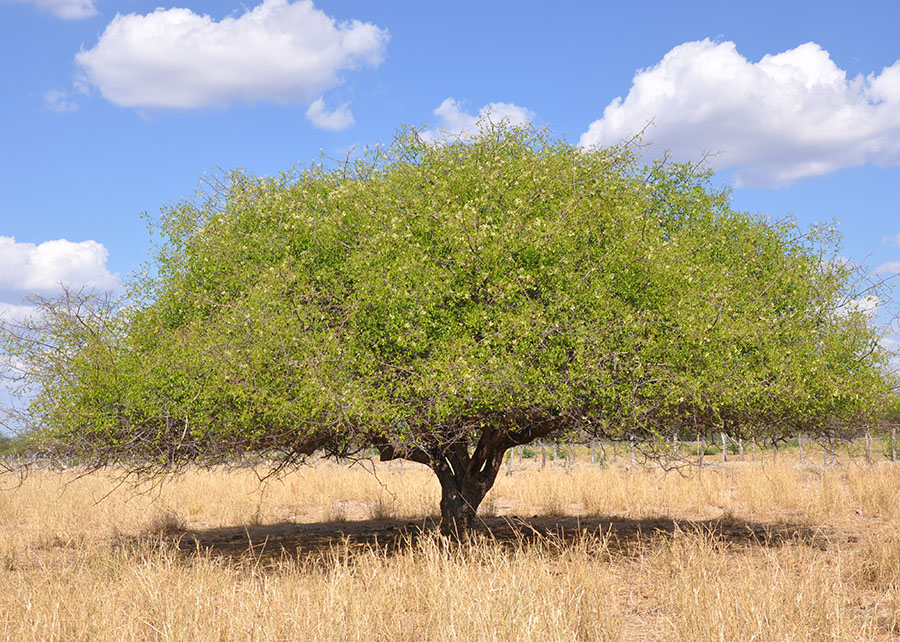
[685,441,720,457]
[2,123,894,469]
[0,434,29,457]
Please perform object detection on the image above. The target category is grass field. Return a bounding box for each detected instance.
[1,448,899,640]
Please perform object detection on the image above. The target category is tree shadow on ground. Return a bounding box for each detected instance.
[142,514,839,564]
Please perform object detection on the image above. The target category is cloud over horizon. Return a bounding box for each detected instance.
[74,0,388,114]
[0,236,118,300]
[580,40,900,187]
[421,98,535,143]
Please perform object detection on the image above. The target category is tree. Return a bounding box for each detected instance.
[1,124,894,535]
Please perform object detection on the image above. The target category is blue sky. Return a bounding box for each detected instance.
[2,0,900,382]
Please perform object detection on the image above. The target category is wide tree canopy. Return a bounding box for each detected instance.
[2,124,894,533]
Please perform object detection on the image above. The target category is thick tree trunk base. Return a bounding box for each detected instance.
[439,489,479,539]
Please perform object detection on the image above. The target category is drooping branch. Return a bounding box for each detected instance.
[373,438,433,467]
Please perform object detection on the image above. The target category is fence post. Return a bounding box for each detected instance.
[865,429,872,465]
[798,432,803,460]
[629,435,636,470]
[893,427,897,462]
[540,440,547,470]
[721,432,727,464]
[738,438,744,461]
[697,433,704,480]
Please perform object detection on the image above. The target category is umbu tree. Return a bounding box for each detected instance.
[1,124,894,536]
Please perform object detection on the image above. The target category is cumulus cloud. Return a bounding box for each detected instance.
[883,336,900,375]
[43,89,78,113]
[0,236,117,298]
[421,98,535,143]
[843,295,881,317]
[74,0,388,111]
[5,0,97,20]
[305,97,354,131]
[0,303,37,324]
[579,39,900,187]
[882,233,900,246]
[875,261,900,275]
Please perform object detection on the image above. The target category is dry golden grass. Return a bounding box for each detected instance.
[1,451,898,640]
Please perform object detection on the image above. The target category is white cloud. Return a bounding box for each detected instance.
[579,39,900,187]
[843,295,881,317]
[875,261,900,275]
[0,236,117,296]
[421,98,535,143]
[883,336,900,376]
[5,0,97,20]
[0,303,37,324]
[882,233,900,246]
[305,97,354,131]
[43,89,78,113]
[74,0,388,111]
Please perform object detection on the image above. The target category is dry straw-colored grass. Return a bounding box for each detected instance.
[1,451,898,640]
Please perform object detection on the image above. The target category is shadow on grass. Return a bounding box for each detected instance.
[133,514,836,563]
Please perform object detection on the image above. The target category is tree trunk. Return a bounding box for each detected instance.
[865,429,871,466]
[721,432,727,464]
[738,438,744,461]
[376,428,531,540]
[893,427,897,462]
[437,482,481,536]
[430,443,507,539]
